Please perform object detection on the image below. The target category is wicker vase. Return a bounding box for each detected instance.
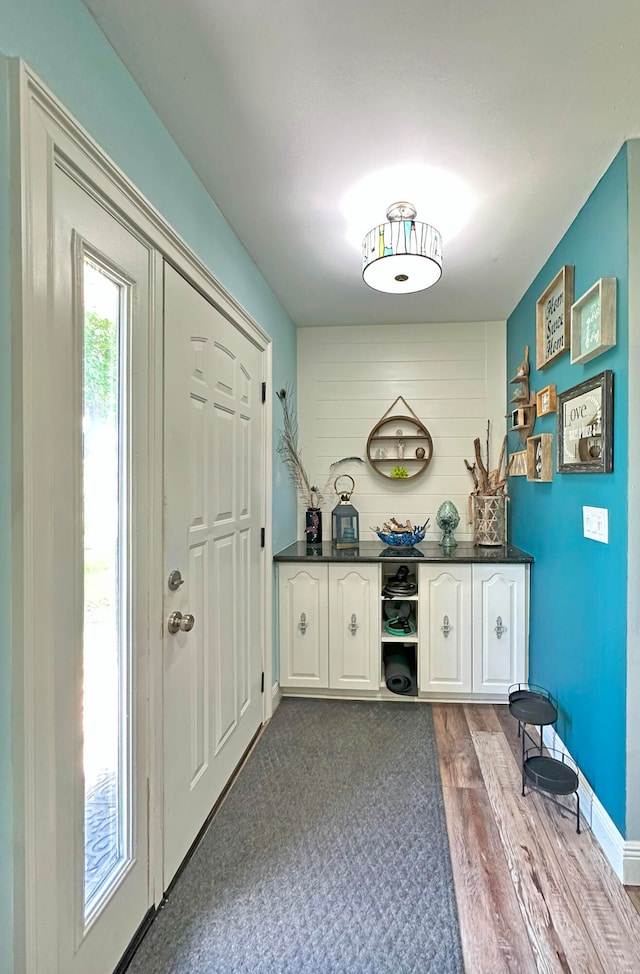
[472,495,506,546]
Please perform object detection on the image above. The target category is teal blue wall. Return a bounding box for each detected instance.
[508,146,628,834]
[0,1,298,969]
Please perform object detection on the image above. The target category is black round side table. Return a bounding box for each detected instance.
[508,683,558,757]
[508,683,581,833]
[523,747,580,833]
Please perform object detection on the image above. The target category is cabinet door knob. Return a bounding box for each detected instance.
[495,615,507,639]
[441,615,451,638]
[349,612,358,635]
[298,612,308,634]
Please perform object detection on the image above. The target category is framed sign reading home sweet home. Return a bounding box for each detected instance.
[536,265,574,370]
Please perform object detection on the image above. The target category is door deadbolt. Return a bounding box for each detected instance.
[167,610,196,634]
[168,569,185,591]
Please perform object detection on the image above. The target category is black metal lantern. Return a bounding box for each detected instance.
[331,475,359,548]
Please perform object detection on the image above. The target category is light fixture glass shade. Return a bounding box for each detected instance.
[362,204,443,294]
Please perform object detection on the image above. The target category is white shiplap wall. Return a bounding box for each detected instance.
[296,321,506,543]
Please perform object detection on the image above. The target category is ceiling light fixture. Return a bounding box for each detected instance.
[362,202,443,294]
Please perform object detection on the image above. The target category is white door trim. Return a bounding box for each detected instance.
[11,58,273,973]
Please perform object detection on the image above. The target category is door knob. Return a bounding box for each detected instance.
[168,610,196,634]
[180,613,195,632]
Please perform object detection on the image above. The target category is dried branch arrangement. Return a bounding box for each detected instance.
[276,387,364,508]
[374,517,430,535]
[276,387,318,508]
[463,421,509,523]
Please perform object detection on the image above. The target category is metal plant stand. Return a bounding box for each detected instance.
[508,683,581,833]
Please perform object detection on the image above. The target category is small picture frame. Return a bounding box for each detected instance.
[511,407,526,429]
[526,433,553,482]
[536,265,574,370]
[570,277,616,365]
[508,450,528,477]
[557,370,613,473]
[536,385,557,416]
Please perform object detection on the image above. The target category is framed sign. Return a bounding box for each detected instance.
[536,265,574,370]
[570,277,616,365]
[536,384,557,416]
[508,450,528,476]
[557,370,613,473]
[526,433,553,482]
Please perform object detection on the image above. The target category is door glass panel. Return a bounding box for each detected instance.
[82,257,131,922]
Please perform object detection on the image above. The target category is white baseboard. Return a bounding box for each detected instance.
[623,841,640,886]
[542,725,638,884]
[272,682,282,712]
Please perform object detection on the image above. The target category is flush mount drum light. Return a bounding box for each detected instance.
[362,201,443,294]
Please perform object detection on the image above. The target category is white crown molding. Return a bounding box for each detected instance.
[17,60,271,351]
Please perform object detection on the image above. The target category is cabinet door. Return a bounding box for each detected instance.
[472,565,528,695]
[278,564,329,688]
[328,565,380,691]
[419,565,472,694]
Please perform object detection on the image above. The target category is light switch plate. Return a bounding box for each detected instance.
[583,506,608,543]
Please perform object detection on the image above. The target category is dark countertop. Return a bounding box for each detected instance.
[273,540,534,564]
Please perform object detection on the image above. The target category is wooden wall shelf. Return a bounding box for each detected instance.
[510,401,537,445]
[366,397,433,481]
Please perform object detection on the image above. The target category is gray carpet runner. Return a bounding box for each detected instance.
[128,698,464,973]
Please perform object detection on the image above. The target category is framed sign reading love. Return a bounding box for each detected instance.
[557,370,613,474]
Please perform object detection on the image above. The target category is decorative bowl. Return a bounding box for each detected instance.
[374,527,426,548]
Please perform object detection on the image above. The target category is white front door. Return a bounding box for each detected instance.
[52,165,153,973]
[162,263,266,887]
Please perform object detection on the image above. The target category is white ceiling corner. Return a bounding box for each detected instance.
[81,0,640,327]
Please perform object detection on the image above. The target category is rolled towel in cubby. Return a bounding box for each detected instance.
[385,653,414,694]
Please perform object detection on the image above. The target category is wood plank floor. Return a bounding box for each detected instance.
[434,703,640,974]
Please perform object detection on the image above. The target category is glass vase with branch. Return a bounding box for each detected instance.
[276,387,363,542]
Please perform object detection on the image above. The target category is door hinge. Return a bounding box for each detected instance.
[261,381,266,403]
[260,527,265,548]
[261,672,265,693]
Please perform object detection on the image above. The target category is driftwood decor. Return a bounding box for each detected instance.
[464,421,509,541]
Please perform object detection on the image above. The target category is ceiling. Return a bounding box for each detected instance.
[81,0,640,328]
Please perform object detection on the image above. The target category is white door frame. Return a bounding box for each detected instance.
[11,59,273,974]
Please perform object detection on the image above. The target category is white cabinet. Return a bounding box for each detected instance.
[278,563,380,692]
[418,565,472,694]
[418,563,528,697]
[328,565,380,691]
[278,564,329,689]
[277,557,529,700]
[472,565,527,695]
